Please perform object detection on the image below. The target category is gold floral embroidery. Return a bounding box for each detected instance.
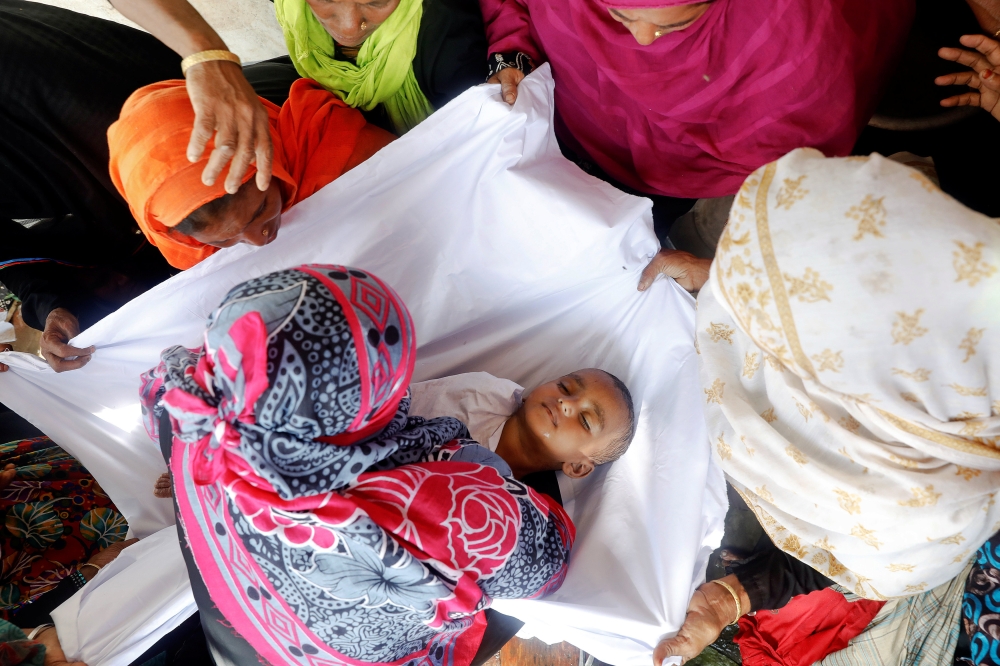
[955,412,984,420]
[764,355,784,371]
[718,229,751,255]
[779,534,809,559]
[948,383,988,397]
[910,171,937,192]
[953,241,997,287]
[815,537,836,551]
[891,309,928,345]
[940,534,967,545]
[888,563,915,573]
[839,416,861,434]
[755,484,775,503]
[960,328,985,363]
[810,400,831,422]
[828,554,847,577]
[851,525,883,550]
[742,352,761,379]
[960,421,988,438]
[811,552,828,566]
[891,368,931,382]
[812,349,844,373]
[993,400,1000,417]
[898,485,942,507]
[742,435,756,457]
[834,489,862,515]
[715,434,733,461]
[760,408,778,423]
[784,268,833,303]
[889,454,919,469]
[785,445,808,465]
[905,583,928,593]
[705,378,725,404]
[956,467,982,481]
[707,322,736,344]
[901,392,921,403]
[953,551,972,564]
[775,175,809,210]
[694,338,700,355]
[847,195,887,240]
[838,447,855,463]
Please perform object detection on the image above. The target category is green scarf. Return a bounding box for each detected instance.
[274,0,434,134]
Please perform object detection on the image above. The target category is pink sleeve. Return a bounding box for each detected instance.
[478,0,545,63]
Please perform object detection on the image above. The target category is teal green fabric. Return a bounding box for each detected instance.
[0,620,45,666]
[274,0,434,133]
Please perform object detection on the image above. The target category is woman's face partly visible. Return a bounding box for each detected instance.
[305,0,402,48]
[608,3,712,46]
[188,180,283,249]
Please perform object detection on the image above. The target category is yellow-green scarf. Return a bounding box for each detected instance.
[274,0,434,134]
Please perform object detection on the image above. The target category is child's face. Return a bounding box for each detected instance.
[520,369,629,475]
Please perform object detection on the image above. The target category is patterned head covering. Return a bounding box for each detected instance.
[140,265,574,666]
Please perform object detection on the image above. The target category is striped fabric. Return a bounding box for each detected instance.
[819,563,973,666]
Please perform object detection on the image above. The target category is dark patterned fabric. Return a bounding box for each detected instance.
[963,531,1000,665]
[0,436,128,620]
[141,265,574,666]
[486,51,533,80]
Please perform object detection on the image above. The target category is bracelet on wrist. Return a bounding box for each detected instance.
[708,578,743,626]
[26,624,54,641]
[181,49,241,76]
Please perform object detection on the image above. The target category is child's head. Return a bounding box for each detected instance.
[497,368,636,480]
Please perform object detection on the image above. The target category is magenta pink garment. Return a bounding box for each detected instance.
[480,0,912,198]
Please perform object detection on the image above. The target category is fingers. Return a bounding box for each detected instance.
[935,70,979,87]
[501,80,518,105]
[961,33,1000,67]
[154,472,173,498]
[638,254,667,291]
[940,91,982,107]
[254,115,274,192]
[187,103,216,165]
[938,45,991,71]
[41,336,95,373]
[0,363,7,373]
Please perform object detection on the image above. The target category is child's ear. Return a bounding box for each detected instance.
[562,460,594,479]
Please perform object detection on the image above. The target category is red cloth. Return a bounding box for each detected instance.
[735,588,885,666]
[479,0,912,198]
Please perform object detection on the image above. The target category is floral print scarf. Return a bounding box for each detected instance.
[140,265,574,666]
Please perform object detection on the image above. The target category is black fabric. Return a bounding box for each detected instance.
[129,611,213,666]
[470,609,524,666]
[0,410,43,444]
[729,544,835,612]
[10,576,79,629]
[244,0,486,116]
[0,0,180,326]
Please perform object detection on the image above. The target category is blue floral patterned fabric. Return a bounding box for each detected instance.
[963,531,1000,665]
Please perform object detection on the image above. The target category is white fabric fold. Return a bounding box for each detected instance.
[0,67,724,665]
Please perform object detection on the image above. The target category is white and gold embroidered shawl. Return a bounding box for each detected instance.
[697,148,1000,599]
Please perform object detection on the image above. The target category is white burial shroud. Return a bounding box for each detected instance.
[0,68,725,666]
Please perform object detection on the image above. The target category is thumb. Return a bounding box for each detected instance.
[501,80,517,105]
[653,638,679,666]
[638,256,665,291]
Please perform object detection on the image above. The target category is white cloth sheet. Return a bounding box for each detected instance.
[0,68,725,665]
[409,372,523,451]
[51,526,196,666]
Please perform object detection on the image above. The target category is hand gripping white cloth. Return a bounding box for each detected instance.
[0,67,725,666]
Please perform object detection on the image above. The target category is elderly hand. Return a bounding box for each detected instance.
[653,576,749,665]
[937,34,1000,121]
[40,308,94,373]
[638,249,712,293]
[0,343,11,372]
[185,59,273,194]
[31,626,88,666]
[154,472,173,499]
[487,67,525,105]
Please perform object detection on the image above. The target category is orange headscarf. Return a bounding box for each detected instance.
[109,78,394,270]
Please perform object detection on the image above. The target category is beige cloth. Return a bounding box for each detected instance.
[408,372,523,451]
[697,148,1000,599]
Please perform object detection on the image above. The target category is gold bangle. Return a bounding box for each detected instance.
[708,579,742,626]
[79,562,102,574]
[181,49,241,76]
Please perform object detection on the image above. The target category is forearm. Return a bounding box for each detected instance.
[966,0,1000,34]
[108,0,227,57]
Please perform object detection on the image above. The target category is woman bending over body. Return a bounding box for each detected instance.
[139,265,581,665]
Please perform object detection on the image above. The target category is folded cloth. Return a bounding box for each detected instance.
[735,588,885,666]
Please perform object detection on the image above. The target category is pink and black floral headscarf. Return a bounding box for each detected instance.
[141,265,574,666]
